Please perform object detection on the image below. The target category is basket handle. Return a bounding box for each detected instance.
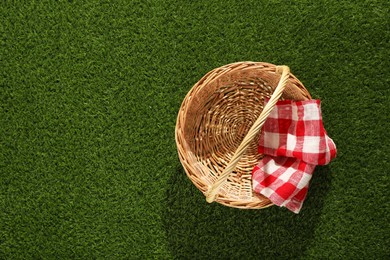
[205,65,290,203]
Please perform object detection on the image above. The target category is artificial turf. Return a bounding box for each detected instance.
[0,0,389,258]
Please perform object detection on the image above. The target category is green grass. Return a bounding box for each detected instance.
[1,0,389,258]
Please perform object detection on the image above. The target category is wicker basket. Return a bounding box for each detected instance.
[175,62,312,209]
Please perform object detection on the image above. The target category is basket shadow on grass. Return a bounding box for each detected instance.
[163,165,332,259]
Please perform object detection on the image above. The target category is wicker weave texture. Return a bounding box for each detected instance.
[175,62,311,209]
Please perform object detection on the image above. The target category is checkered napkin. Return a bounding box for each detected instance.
[252,99,336,213]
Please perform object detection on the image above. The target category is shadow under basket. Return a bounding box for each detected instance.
[175,62,312,209]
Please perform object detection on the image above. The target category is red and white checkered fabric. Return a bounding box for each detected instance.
[258,99,336,165]
[252,157,315,213]
[252,99,336,213]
